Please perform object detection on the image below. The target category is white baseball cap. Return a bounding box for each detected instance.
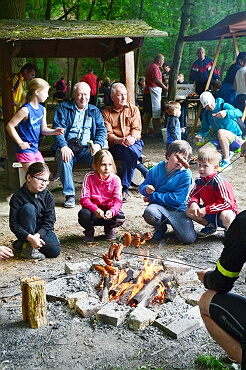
[200,91,214,108]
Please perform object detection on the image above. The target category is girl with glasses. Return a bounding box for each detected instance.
[9,162,61,260]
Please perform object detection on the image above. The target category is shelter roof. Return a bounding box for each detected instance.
[184,11,246,41]
[0,19,168,61]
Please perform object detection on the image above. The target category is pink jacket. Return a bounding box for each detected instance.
[80,172,122,216]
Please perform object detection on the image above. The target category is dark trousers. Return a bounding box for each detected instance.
[78,208,125,231]
[109,139,144,191]
[19,203,61,258]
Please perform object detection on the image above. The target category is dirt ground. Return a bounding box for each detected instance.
[0,133,246,370]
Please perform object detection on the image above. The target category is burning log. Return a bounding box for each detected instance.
[129,271,172,307]
[102,274,111,303]
[109,269,134,297]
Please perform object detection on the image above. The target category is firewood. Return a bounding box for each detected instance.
[20,276,46,329]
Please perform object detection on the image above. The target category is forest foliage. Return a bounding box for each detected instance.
[5,0,246,85]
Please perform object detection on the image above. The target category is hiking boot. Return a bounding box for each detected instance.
[104,227,116,240]
[217,159,232,172]
[83,228,94,244]
[21,243,46,260]
[197,226,217,238]
[64,195,75,208]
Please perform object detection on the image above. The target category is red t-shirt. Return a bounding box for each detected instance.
[144,63,162,94]
[82,73,101,96]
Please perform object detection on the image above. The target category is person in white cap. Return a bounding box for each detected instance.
[195,91,243,172]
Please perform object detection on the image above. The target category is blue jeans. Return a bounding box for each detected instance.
[56,147,93,196]
[109,140,144,191]
[143,203,197,244]
[19,203,61,258]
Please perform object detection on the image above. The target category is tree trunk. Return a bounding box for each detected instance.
[168,0,191,101]
[0,0,26,18]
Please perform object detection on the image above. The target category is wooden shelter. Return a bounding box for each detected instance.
[0,19,167,188]
[183,11,246,134]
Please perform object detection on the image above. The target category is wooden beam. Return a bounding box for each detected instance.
[0,40,20,189]
[119,51,135,105]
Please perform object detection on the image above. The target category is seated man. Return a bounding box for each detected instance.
[102,83,148,202]
[53,82,107,208]
[197,211,246,366]
[195,91,243,172]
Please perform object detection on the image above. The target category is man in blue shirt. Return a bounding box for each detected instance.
[53,82,107,208]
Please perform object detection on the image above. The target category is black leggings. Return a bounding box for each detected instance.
[78,208,125,231]
[210,292,246,342]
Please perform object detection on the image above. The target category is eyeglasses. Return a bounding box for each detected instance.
[31,175,50,185]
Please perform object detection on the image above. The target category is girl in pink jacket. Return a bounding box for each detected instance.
[78,149,125,243]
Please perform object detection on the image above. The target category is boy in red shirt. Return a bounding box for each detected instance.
[186,146,238,238]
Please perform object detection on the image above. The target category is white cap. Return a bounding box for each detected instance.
[200,91,214,108]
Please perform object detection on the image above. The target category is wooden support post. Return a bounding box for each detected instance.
[119,50,135,105]
[21,276,47,329]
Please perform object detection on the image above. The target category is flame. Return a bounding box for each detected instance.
[105,256,170,307]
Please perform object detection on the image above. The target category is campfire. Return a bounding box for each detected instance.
[95,232,173,308]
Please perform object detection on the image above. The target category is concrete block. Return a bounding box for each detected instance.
[128,306,157,331]
[174,270,199,286]
[65,261,91,274]
[154,305,203,339]
[76,297,103,317]
[96,302,129,326]
[66,291,88,308]
[179,287,206,306]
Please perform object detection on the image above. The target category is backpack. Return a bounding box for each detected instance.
[56,80,64,91]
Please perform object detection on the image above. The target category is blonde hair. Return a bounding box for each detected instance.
[21,78,50,105]
[165,101,181,115]
[93,149,116,174]
[198,146,222,165]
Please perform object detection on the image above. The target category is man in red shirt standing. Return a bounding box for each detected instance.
[82,68,101,106]
[143,54,168,137]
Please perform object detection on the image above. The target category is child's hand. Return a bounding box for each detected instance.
[104,210,113,220]
[197,207,206,217]
[146,185,155,194]
[54,127,65,135]
[189,202,200,216]
[19,142,31,150]
[195,134,202,143]
[95,208,104,218]
[143,196,150,203]
[181,127,186,133]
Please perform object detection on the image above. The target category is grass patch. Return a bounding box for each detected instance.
[195,354,236,369]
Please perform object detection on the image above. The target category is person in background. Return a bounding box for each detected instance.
[189,47,220,96]
[0,246,14,260]
[165,101,185,150]
[139,140,196,244]
[162,63,171,84]
[102,77,112,107]
[52,82,107,208]
[78,149,125,243]
[195,91,243,172]
[12,63,37,110]
[142,54,168,137]
[82,67,101,106]
[54,76,67,99]
[102,83,148,202]
[6,78,64,173]
[186,146,238,238]
[217,52,246,106]
[177,72,189,135]
[9,162,61,260]
[234,53,246,118]
[197,210,246,366]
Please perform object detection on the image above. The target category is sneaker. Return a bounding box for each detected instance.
[122,191,128,203]
[52,171,60,181]
[83,228,94,244]
[12,239,23,251]
[104,227,116,240]
[64,195,75,208]
[197,226,217,238]
[217,159,232,172]
[228,151,234,159]
[21,243,46,260]
[153,230,165,240]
